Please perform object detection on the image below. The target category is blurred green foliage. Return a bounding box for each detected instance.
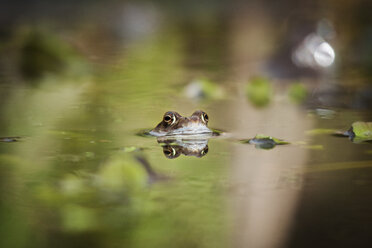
[288,82,308,104]
[0,23,228,248]
[184,78,224,100]
[246,77,272,107]
[0,1,371,247]
[18,29,89,80]
[97,155,147,192]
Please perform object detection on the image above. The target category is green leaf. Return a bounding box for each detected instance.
[253,134,290,145]
[241,134,290,149]
[350,122,372,140]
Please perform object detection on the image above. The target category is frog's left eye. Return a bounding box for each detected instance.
[201,113,209,124]
[164,113,176,125]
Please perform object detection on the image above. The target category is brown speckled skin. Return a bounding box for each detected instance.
[151,110,209,134]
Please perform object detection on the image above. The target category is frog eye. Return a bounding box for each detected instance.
[163,146,180,159]
[163,147,176,157]
[201,113,209,124]
[164,113,176,125]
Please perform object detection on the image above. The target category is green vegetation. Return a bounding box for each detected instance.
[288,82,308,104]
[1,2,371,248]
[184,78,224,100]
[349,122,372,143]
[246,77,272,107]
[16,29,90,80]
[0,25,228,248]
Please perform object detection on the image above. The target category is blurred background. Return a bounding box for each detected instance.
[0,0,371,248]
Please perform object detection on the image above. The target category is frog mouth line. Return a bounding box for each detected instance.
[149,125,213,137]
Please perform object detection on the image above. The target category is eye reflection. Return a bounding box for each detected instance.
[200,145,209,155]
[158,138,210,159]
[162,146,181,159]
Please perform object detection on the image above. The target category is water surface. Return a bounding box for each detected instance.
[0,1,371,248]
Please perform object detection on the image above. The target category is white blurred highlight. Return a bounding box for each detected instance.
[292,33,335,68]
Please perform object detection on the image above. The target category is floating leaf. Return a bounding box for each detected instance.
[350,122,372,140]
[334,122,372,143]
[241,134,290,149]
[254,134,290,145]
[248,138,276,149]
[246,77,272,107]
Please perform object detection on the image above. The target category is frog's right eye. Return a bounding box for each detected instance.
[164,113,176,125]
[201,112,209,124]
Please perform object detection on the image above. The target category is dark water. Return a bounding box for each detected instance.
[0,1,371,248]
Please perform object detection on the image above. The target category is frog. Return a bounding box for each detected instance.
[149,110,213,137]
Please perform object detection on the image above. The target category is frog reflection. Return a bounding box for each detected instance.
[158,138,209,159]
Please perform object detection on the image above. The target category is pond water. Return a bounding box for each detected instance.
[0,1,372,248]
